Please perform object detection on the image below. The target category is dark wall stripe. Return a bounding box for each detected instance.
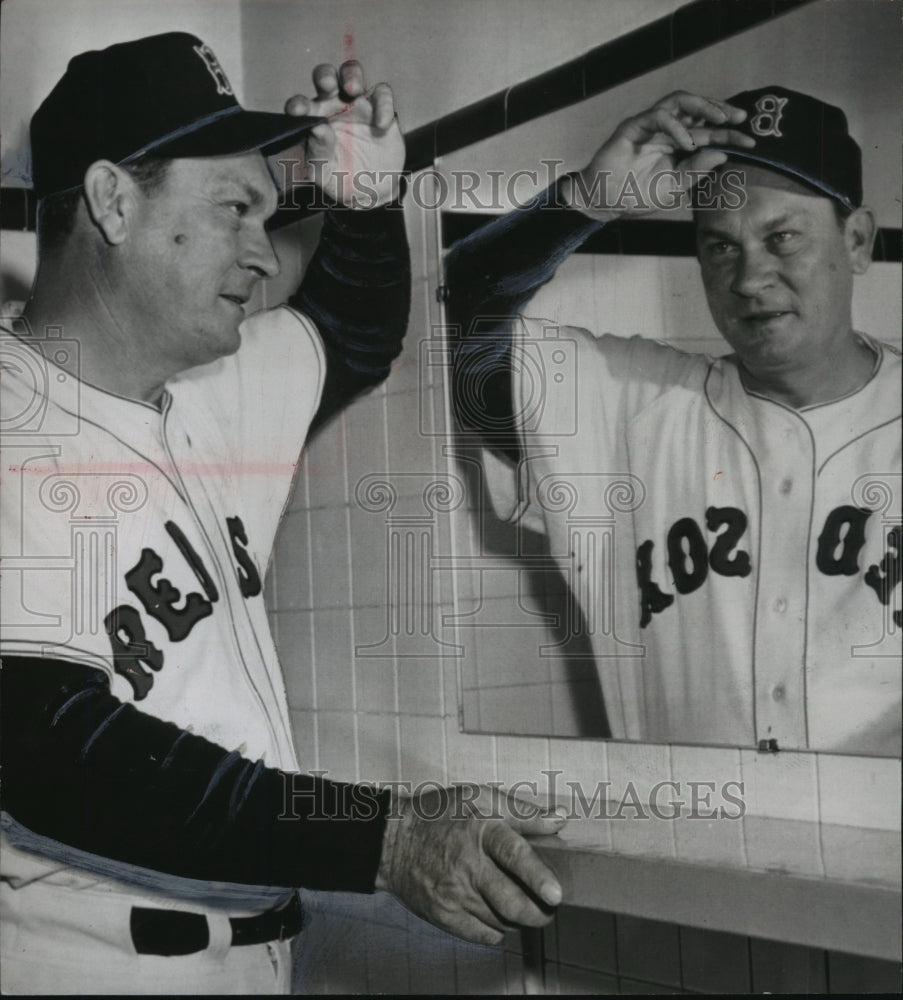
[0,187,35,232]
[410,0,816,173]
[440,212,903,263]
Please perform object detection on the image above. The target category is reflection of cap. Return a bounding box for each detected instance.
[31,32,324,200]
[703,86,862,211]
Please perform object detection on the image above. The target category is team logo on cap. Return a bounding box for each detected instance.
[749,95,788,138]
[193,43,234,96]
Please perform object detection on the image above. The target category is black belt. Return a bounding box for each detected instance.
[130,893,304,956]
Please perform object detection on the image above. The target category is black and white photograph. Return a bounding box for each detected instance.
[1,0,900,994]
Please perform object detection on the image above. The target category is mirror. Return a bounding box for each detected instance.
[435,1,901,754]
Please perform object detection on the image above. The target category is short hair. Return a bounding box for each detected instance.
[36,155,171,254]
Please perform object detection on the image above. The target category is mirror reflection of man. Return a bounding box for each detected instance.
[0,33,563,996]
[447,87,901,754]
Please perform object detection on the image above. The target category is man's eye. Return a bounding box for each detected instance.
[704,241,735,258]
[769,231,797,247]
[227,202,249,217]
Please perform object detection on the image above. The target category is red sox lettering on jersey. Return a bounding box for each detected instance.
[1,305,325,769]
[484,318,901,754]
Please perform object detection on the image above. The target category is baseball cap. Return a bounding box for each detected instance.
[702,86,862,211]
[30,32,325,200]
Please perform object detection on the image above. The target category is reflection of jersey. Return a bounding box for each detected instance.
[483,318,901,753]
[1,306,322,898]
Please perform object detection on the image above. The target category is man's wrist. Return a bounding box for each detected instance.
[560,171,619,223]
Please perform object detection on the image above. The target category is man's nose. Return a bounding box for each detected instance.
[730,246,777,297]
[241,227,280,279]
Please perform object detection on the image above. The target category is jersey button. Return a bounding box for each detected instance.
[772,597,788,614]
[779,478,793,495]
[772,684,786,702]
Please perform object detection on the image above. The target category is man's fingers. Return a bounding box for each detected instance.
[312,63,340,100]
[284,94,313,117]
[370,82,396,131]
[657,91,747,125]
[482,822,563,907]
[690,126,756,149]
[338,59,365,98]
[479,859,559,928]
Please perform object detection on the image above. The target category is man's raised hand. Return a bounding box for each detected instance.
[285,60,405,208]
[564,91,755,220]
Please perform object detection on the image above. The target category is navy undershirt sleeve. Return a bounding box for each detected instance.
[290,195,411,430]
[444,176,603,461]
[1,656,390,892]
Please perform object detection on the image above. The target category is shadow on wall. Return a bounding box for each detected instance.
[454,444,610,739]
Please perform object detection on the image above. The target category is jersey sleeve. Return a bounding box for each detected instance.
[1,655,391,895]
[481,316,702,533]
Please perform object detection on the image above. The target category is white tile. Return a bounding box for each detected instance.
[314,710,358,783]
[739,749,819,823]
[397,656,444,716]
[399,715,448,785]
[816,754,902,830]
[854,262,902,345]
[307,506,352,609]
[354,655,397,716]
[289,709,318,773]
[353,603,396,661]
[670,745,743,819]
[356,712,401,786]
[496,736,551,797]
[345,392,388,491]
[311,607,355,711]
[605,742,673,802]
[348,500,394,607]
[384,389,437,478]
[549,739,609,816]
[445,716,498,786]
[276,609,315,709]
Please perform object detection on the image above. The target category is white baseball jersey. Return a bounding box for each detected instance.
[0,304,324,906]
[482,317,901,753]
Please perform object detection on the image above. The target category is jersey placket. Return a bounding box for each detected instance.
[749,406,813,748]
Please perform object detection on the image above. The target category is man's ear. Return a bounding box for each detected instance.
[83,161,135,245]
[844,205,877,275]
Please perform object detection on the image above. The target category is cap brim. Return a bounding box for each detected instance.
[127,108,326,162]
[700,146,857,212]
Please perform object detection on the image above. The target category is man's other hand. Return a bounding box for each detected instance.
[375,783,565,945]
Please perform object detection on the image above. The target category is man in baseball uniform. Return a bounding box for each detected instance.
[0,33,563,995]
[446,88,900,755]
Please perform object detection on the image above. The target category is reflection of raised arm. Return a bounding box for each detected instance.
[283,61,411,428]
[445,92,752,459]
